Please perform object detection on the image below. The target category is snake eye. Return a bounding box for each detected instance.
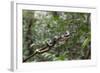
[47,39,53,46]
[64,31,70,37]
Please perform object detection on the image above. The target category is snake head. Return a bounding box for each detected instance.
[64,31,70,37]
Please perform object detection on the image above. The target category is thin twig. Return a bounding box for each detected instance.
[23,52,37,62]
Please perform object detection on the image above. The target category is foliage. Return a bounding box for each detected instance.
[23,10,91,62]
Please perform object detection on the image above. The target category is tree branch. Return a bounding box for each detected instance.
[23,31,70,62]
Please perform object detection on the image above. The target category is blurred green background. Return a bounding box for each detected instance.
[23,10,91,62]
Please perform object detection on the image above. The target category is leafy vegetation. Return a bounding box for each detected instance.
[23,10,91,62]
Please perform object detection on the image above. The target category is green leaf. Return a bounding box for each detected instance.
[82,38,90,49]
